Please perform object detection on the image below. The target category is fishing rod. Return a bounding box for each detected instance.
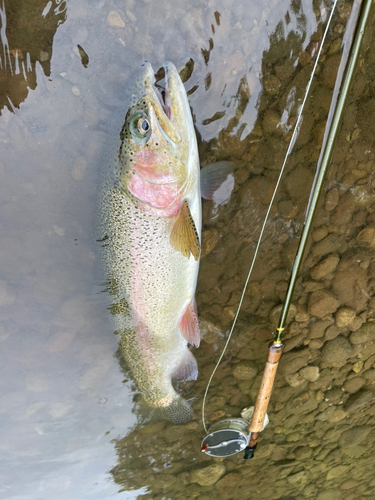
[201,0,372,459]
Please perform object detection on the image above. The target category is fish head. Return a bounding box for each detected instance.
[115,62,197,216]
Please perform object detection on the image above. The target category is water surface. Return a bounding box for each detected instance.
[1,0,375,499]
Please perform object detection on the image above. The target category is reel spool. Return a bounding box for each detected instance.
[200,418,250,458]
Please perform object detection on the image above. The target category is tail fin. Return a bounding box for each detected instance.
[139,394,194,424]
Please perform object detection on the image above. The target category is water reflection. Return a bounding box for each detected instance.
[1,0,375,499]
[0,0,67,115]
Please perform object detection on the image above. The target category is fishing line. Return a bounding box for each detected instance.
[202,0,339,434]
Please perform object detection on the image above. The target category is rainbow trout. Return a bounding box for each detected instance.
[97,62,201,423]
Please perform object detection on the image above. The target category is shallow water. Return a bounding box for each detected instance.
[1,0,375,499]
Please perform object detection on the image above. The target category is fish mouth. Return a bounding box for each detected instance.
[144,62,182,144]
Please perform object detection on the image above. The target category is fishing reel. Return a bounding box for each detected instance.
[201,407,269,459]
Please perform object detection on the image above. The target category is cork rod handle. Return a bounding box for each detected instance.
[248,342,283,434]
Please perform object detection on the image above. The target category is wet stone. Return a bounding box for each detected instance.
[285,372,305,388]
[312,226,328,242]
[152,474,177,489]
[215,473,240,494]
[335,307,356,328]
[326,465,350,481]
[324,189,339,211]
[350,322,375,345]
[286,166,314,200]
[338,425,372,448]
[344,389,373,413]
[308,319,333,339]
[269,303,296,327]
[344,376,365,394]
[321,336,353,367]
[299,366,320,382]
[287,390,318,415]
[201,229,220,258]
[233,361,258,380]
[328,409,348,423]
[262,109,282,135]
[324,324,341,341]
[312,233,346,258]
[352,360,363,373]
[190,463,226,486]
[310,254,339,280]
[263,75,281,95]
[279,349,310,375]
[308,289,340,318]
[323,54,341,88]
[107,10,125,27]
[357,226,375,248]
[363,368,375,381]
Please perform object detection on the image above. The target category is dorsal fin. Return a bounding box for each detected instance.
[170,199,200,260]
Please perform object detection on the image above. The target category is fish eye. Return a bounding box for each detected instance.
[130,113,151,139]
[137,117,150,134]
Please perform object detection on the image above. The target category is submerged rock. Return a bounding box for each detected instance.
[191,463,226,486]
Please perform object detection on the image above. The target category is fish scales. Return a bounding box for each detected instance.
[96,62,201,423]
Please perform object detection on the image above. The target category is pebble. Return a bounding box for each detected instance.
[262,109,282,135]
[335,307,356,327]
[263,75,281,95]
[324,189,339,211]
[344,389,373,412]
[310,253,339,280]
[215,473,240,494]
[299,365,320,382]
[327,409,347,423]
[308,289,340,318]
[152,474,176,489]
[279,349,310,375]
[233,361,258,380]
[357,226,375,248]
[201,229,220,258]
[309,319,332,339]
[338,425,372,447]
[107,10,125,28]
[343,376,364,393]
[190,463,226,486]
[71,156,87,180]
[269,303,296,327]
[350,322,375,344]
[312,226,328,241]
[321,336,353,367]
[317,489,342,500]
[323,54,341,88]
[285,372,305,387]
[287,390,318,415]
[352,360,363,373]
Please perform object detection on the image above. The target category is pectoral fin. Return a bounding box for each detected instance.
[180,300,200,347]
[172,349,198,381]
[170,199,200,260]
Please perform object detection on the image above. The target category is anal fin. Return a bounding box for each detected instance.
[170,199,200,260]
[180,301,200,347]
[172,349,198,381]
